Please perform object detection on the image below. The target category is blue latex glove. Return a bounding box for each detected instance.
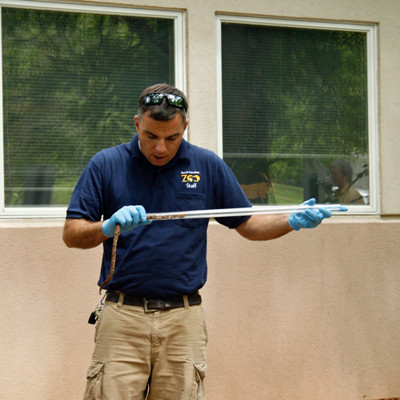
[289,198,337,231]
[101,205,151,237]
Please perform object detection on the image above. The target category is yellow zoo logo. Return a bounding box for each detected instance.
[181,174,201,183]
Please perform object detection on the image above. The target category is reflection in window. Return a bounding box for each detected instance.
[221,23,370,206]
[2,8,174,207]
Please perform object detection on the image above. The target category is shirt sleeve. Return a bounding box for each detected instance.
[65,157,104,222]
[212,156,252,229]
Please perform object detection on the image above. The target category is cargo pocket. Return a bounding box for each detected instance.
[83,361,105,400]
[190,363,207,400]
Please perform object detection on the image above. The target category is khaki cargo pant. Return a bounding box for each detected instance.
[83,294,208,400]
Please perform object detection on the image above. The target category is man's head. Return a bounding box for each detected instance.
[135,84,189,167]
[137,83,188,126]
[331,159,353,188]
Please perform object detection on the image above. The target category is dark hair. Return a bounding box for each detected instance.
[137,83,188,125]
[332,159,353,181]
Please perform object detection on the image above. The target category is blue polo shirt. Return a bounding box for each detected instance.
[66,134,251,297]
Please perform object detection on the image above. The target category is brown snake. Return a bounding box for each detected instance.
[97,216,182,294]
[99,224,121,294]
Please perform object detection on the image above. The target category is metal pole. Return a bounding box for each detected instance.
[146,204,344,221]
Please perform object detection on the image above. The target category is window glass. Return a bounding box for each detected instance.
[221,22,370,207]
[2,7,174,207]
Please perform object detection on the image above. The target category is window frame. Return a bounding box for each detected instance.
[216,14,379,215]
[0,0,186,218]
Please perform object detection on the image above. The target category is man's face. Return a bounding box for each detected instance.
[331,165,345,188]
[135,112,188,167]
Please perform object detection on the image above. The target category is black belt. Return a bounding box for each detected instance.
[106,292,202,311]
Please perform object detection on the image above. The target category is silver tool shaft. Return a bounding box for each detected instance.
[146,204,343,221]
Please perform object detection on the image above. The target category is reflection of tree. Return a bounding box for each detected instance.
[2,8,174,205]
[222,23,368,189]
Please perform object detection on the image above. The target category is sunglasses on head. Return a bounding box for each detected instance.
[143,93,185,109]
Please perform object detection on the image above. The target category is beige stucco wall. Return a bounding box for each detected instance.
[205,220,400,399]
[1,0,400,399]
[1,220,399,399]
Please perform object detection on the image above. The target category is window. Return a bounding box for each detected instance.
[217,16,378,213]
[0,1,185,217]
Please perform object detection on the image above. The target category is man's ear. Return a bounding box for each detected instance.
[134,115,140,131]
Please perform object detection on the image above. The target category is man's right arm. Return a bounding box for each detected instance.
[63,205,150,249]
[63,218,108,249]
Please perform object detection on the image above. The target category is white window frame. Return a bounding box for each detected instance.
[0,0,186,218]
[216,15,379,215]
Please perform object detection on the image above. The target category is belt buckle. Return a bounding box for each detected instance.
[143,298,158,313]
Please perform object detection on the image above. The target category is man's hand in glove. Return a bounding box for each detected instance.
[289,198,347,231]
[102,205,151,237]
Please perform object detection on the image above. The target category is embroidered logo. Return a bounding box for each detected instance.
[181,171,201,188]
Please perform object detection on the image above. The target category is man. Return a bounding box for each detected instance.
[63,83,338,400]
[330,159,365,205]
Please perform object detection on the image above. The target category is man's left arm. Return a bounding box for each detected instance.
[235,198,339,241]
[235,213,293,241]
